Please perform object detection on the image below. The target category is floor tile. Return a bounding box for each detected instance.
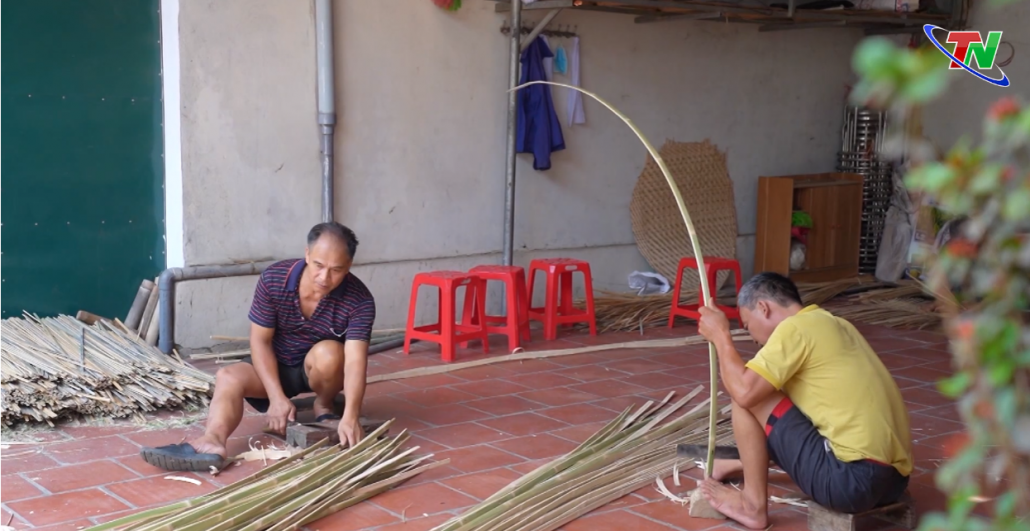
[440,468,522,500]
[45,436,140,464]
[433,444,525,473]
[7,488,129,527]
[33,519,95,531]
[476,412,568,437]
[553,365,629,383]
[464,395,545,416]
[370,513,454,531]
[120,426,205,448]
[619,372,692,391]
[490,433,579,460]
[604,357,674,374]
[29,460,139,493]
[501,372,581,390]
[105,475,218,507]
[0,474,45,502]
[371,482,477,517]
[417,422,510,448]
[0,450,61,476]
[450,379,532,398]
[538,403,619,425]
[631,499,732,530]
[549,421,608,444]
[517,387,604,407]
[394,373,468,389]
[562,508,676,530]
[412,404,494,427]
[59,424,139,439]
[395,387,478,408]
[303,501,400,531]
[570,379,650,399]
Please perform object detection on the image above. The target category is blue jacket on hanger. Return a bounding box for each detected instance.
[516,37,565,171]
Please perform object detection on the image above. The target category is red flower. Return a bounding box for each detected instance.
[942,432,971,458]
[987,97,1021,121]
[946,239,978,258]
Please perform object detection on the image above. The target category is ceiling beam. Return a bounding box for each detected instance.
[635,11,723,22]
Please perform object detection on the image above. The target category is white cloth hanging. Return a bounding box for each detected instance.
[540,35,554,81]
[567,36,585,126]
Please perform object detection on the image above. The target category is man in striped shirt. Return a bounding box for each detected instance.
[141,222,376,471]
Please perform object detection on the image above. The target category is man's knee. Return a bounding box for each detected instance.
[214,363,251,394]
[305,340,345,381]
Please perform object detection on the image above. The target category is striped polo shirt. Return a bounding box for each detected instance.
[248,259,376,365]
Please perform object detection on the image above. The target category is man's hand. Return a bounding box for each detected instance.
[338,416,364,448]
[266,396,296,435]
[698,304,731,344]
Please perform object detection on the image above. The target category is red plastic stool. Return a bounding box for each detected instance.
[460,265,531,351]
[403,271,489,362]
[527,258,597,341]
[668,257,743,328]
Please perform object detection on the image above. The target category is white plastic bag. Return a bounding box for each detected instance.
[875,165,917,282]
[628,271,671,296]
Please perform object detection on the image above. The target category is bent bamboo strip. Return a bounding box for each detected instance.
[512,81,720,473]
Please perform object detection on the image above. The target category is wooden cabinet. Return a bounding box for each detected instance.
[754,173,863,282]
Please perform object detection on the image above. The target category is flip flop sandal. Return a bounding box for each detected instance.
[140,443,227,472]
[315,413,341,423]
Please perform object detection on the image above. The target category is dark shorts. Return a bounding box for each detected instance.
[766,397,910,513]
[239,356,312,413]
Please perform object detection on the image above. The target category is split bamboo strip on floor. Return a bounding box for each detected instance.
[367,331,753,385]
[84,422,448,531]
[1,313,215,427]
[430,385,734,531]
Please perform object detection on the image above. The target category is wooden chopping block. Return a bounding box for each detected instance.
[284,418,388,448]
[688,489,727,520]
[808,491,915,531]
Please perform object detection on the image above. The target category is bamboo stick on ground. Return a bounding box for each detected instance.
[83,424,445,531]
[431,386,733,531]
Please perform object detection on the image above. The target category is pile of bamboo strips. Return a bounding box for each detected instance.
[86,422,446,531]
[1,313,214,427]
[580,276,940,333]
[431,386,733,531]
[830,298,941,330]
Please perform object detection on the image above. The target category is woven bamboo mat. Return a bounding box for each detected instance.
[630,140,738,291]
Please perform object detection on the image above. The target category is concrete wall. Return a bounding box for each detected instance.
[173,0,865,348]
[922,1,1029,149]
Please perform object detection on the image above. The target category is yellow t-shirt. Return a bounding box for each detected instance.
[745,305,913,476]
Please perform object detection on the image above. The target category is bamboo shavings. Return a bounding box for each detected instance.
[165,476,203,486]
[86,421,447,531]
[1,314,214,428]
[430,386,735,531]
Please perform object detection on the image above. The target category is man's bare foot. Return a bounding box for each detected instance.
[698,478,768,530]
[187,434,227,459]
[711,459,745,481]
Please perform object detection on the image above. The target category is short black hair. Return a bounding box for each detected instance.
[737,272,803,309]
[307,222,358,258]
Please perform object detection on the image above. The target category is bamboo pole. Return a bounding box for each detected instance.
[511,81,720,476]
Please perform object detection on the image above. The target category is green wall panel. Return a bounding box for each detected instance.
[2,0,166,319]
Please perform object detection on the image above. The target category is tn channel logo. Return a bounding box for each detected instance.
[923,24,1010,87]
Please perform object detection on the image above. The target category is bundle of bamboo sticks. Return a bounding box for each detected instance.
[86,422,446,531]
[1,313,214,427]
[431,386,733,531]
[830,298,941,330]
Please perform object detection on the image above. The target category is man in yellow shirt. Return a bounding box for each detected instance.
[695,272,912,529]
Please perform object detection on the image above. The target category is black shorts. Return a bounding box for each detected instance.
[766,397,909,513]
[239,356,312,413]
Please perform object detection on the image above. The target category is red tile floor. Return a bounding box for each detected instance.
[0,324,964,531]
